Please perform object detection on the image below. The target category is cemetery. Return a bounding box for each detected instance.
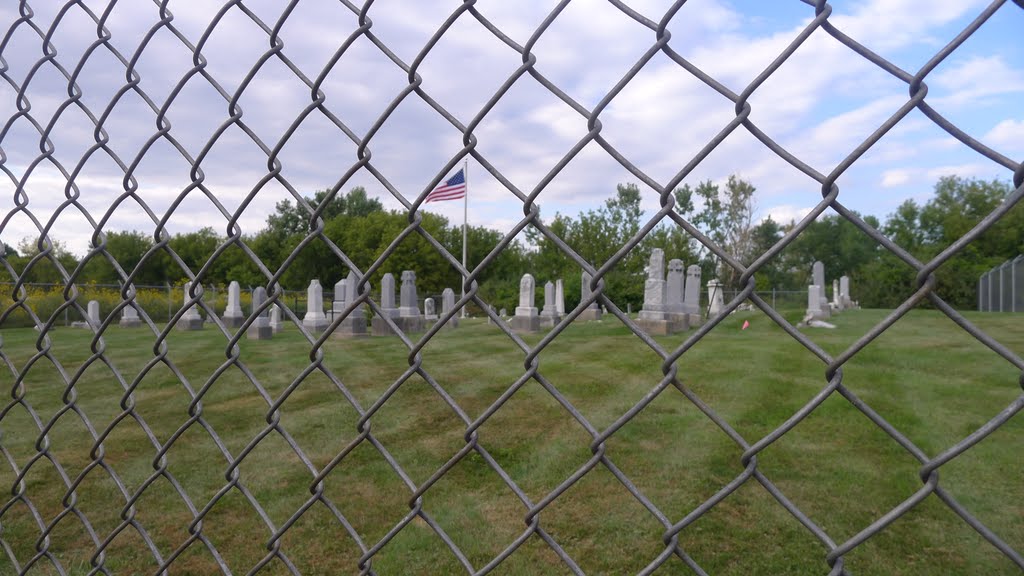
[0,285,1018,575]
[79,249,861,342]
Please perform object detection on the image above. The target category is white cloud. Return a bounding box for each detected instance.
[931,56,1024,107]
[881,169,913,188]
[828,0,991,51]
[983,119,1024,158]
[925,163,995,180]
[760,204,814,226]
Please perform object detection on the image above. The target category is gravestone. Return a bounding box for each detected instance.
[334,271,368,338]
[806,285,828,320]
[638,249,666,321]
[120,301,141,328]
[441,288,458,329]
[397,270,424,332]
[578,270,602,321]
[332,278,346,318]
[247,286,273,340]
[682,264,702,324]
[499,308,507,317]
[664,259,688,331]
[812,261,830,317]
[302,279,328,332]
[424,298,438,321]
[832,279,841,310]
[555,279,565,315]
[372,272,400,336]
[511,273,540,333]
[223,281,243,328]
[177,282,204,330]
[707,279,725,318]
[840,275,851,309]
[487,304,496,325]
[539,281,560,328]
[637,250,682,335]
[270,304,284,333]
[87,300,101,329]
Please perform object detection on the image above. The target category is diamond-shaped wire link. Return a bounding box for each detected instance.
[0,0,1021,574]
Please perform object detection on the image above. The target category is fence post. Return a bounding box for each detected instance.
[1007,255,1015,311]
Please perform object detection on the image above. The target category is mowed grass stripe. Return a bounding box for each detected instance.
[0,309,1020,575]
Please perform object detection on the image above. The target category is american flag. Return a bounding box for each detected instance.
[424,169,467,203]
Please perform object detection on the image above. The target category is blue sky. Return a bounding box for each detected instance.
[0,0,1020,256]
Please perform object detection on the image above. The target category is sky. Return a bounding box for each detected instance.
[0,0,1021,257]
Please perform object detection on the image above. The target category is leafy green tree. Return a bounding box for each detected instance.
[4,237,79,285]
[748,217,784,290]
[267,186,383,236]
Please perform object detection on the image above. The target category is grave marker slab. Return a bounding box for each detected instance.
[247,286,273,340]
[578,271,602,321]
[223,281,243,328]
[540,281,560,328]
[176,282,204,330]
[302,279,328,332]
[511,273,540,333]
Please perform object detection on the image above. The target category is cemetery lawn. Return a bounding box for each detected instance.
[0,308,1021,575]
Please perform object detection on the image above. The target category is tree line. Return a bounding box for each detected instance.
[4,176,1021,311]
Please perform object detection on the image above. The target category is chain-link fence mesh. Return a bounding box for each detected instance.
[1,1,1023,574]
[978,255,1023,313]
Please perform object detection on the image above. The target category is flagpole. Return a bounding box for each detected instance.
[461,159,468,319]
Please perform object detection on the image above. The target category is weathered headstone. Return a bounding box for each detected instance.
[119,302,141,328]
[223,281,243,328]
[807,285,825,320]
[372,272,400,336]
[707,279,725,318]
[812,261,825,291]
[487,304,496,325]
[637,249,683,334]
[334,271,368,338]
[177,282,204,330]
[302,279,328,332]
[247,286,273,340]
[832,279,841,310]
[812,261,829,317]
[664,259,688,331]
[332,278,346,317]
[87,300,101,328]
[555,279,565,315]
[578,270,602,321]
[380,273,398,317]
[270,304,284,333]
[499,308,507,317]
[441,288,458,329]
[682,264,702,324]
[396,270,424,332]
[511,273,540,333]
[840,275,851,309]
[638,249,666,321]
[424,297,438,321]
[539,281,560,328]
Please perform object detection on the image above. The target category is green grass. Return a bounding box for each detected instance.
[0,308,1021,575]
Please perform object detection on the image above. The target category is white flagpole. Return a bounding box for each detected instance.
[461,160,468,318]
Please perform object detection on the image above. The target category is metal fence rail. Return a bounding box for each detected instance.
[1,1,1023,575]
[979,255,1023,313]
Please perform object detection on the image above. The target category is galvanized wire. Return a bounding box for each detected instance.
[0,0,1022,574]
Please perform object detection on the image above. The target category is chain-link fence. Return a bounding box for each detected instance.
[1,1,1023,575]
[978,255,1024,313]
